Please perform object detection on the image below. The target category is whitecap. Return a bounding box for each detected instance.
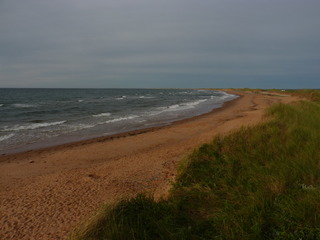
[93,113,111,117]
[218,91,238,100]
[139,96,154,99]
[68,115,139,130]
[104,115,138,123]
[70,123,96,131]
[0,133,15,142]
[181,99,207,107]
[115,96,126,100]
[167,99,207,110]
[152,99,208,115]
[12,103,38,108]
[168,104,180,109]
[0,104,3,107]
[2,121,66,131]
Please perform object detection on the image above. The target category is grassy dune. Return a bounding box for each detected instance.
[72,90,320,240]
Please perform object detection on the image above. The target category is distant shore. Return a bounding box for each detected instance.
[0,90,298,240]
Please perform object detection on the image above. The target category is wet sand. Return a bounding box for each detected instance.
[0,90,298,240]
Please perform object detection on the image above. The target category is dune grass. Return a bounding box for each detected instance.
[72,91,320,240]
[285,89,320,102]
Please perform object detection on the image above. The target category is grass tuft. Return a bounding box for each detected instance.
[72,90,320,240]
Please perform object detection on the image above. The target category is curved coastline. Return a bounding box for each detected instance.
[0,90,239,156]
[0,90,298,240]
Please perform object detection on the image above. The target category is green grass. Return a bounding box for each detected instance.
[286,89,320,102]
[243,88,320,102]
[72,90,320,240]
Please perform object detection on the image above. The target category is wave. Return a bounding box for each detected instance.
[139,96,154,99]
[12,103,38,108]
[168,104,180,109]
[115,96,126,100]
[2,121,66,132]
[150,99,210,116]
[158,99,208,112]
[178,91,194,95]
[69,123,96,131]
[0,133,15,142]
[67,115,139,132]
[104,115,138,123]
[0,104,3,107]
[219,91,238,99]
[93,112,111,118]
[181,99,207,107]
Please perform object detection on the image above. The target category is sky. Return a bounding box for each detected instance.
[0,0,319,89]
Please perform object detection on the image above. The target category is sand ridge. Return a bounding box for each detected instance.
[0,91,298,240]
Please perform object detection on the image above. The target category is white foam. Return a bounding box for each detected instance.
[139,96,154,99]
[0,104,3,107]
[12,103,37,108]
[104,115,138,123]
[166,99,207,111]
[93,113,111,117]
[70,123,96,131]
[115,96,126,100]
[68,115,139,131]
[168,104,180,109]
[3,121,66,131]
[181,99,207,107]
[0,133,15,142]
[77,99,84,103]
[152,99,209,116]
[66,115,139,132]
[219,91,237,99]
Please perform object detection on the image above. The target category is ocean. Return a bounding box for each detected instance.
[0,88,238,154]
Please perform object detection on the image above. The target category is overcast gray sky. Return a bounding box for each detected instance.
[0,0,319,88]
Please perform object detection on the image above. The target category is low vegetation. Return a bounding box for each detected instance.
[284,89,320,102]
[242,88,320,102]
[72,90,320,240]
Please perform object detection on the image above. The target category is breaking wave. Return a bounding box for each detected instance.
[92,113,111,117]
[2,121,66,131]
[12,103,38,108]
[0,133,15,142]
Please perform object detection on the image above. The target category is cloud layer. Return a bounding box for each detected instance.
[1,0,319,88]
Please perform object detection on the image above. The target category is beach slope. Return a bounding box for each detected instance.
[0,90,297,240]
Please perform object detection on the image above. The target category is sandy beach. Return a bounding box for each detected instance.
[0,90,298,240]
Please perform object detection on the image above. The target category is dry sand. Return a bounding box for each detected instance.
[0,90,298,240]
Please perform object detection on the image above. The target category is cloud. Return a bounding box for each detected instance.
[0,0,319,88]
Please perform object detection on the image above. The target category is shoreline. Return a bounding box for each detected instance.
[0,90,237,156]
[0,91,240,158]
[0,90,299,240]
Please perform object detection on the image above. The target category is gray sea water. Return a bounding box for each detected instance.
[0,88,238,154]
